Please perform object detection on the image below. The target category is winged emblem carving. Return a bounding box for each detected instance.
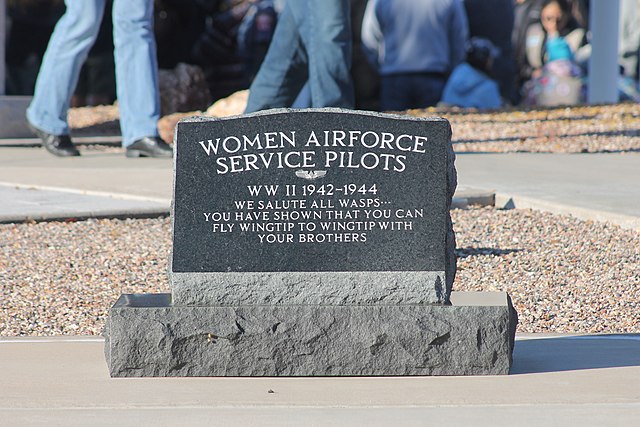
[295,170,327,180]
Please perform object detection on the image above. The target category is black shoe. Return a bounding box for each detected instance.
[126,136,173,158]
[27,122,80,157]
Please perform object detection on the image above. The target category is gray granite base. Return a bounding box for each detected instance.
[104,292,517,377]
[171,271,448,306]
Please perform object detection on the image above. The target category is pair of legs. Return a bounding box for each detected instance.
[26,0,160,147]
[244,0,354,113]
[379,73,447,111]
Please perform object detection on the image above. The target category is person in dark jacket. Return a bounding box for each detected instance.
[361,0,468,111]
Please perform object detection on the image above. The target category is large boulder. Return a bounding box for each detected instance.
[158,63,212,116]
[157,89,249,143]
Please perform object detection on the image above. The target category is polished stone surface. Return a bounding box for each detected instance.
[170,109,457,305]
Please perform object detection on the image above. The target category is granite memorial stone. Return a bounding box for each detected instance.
[105,109,517,377]
[170,109,457,306]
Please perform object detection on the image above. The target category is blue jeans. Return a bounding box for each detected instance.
[245,0,354,113]
[26,0,159,147]
[380,73,447,111]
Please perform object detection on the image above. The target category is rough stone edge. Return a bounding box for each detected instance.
[175,107,450,125]
[104,291,517,377]
[170,271,446,306]
[445,120,457,299]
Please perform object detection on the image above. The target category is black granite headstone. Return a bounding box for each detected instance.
[105,109,518,377]
[169,109,457,305]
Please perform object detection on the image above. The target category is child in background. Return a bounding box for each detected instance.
[523,21,584,106]
[521,0,585,106]
[441,37,502,109]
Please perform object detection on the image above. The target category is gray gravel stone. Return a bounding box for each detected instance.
[3,208,638,336]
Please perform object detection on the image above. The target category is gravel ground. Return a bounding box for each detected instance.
[1,218,171,336]
[1,208,638,336]
[67,102,640,153]
[407,103,639,153]
[452,207,639,334]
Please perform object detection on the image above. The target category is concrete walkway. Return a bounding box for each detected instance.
[0,146,171,222]
[1,335,639,426]
[456,152,640,229]
[1,146,638,229]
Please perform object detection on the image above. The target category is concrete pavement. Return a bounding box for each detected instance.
[455,152,640,229]
[1,335,639,426]
[0,145,638,229]
[0,146,172,201]
[0,146,171,222]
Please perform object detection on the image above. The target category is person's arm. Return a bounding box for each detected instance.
[360,0,383,69]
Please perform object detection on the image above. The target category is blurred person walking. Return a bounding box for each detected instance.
[244,0,354,113]
[361,0,468,111]
[26,0,172,158]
